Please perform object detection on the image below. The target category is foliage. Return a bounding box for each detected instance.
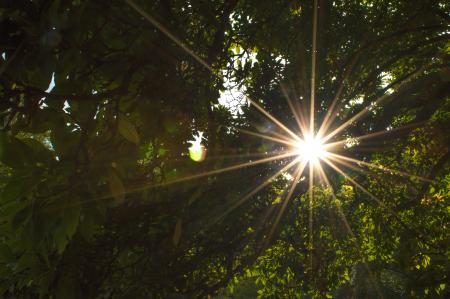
[0,0,449,298]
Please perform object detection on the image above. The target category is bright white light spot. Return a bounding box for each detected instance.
[188,131,206,162]
[46,72,55,93]
[380,71,394,94]
[282,172,294,181]
[295,135,327,163]
[217,46,257,116]
[344,137,359,148]
[39,73,56,109]
[218,84,247,116]
[349,95,364,106]
[63,100,70,113]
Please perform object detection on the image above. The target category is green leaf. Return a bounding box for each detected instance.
[118,116,140,144]
[343,270,350,281]
[53,202,81,254]
[421,254,431,268]
[53,227,68,254]
[158,147,167,157]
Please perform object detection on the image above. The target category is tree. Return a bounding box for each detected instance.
[0,0,449,298]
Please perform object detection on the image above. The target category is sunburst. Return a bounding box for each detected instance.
[124,0,435,293]
[294,133,328,164]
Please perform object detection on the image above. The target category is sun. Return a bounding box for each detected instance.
[295,134,328,164]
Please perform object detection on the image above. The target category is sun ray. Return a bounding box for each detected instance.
[303,1,320,280]
[247,98,302,141]
[166,150,295,166]
[50,151,299,212]
[212,157,302,224]
[307,0,319,278]
[324,121,426,150]
[266,161,308,246]
[280,83,308,137]
[238,128,298,147]
[327,152,433,183]
[308,161,314,276]
[261,128,301,144]
[322,157,432,236]
[322,158,383,202]
[255,204,279,253]
[321,157,433,247]
[314,165,354,242]
[326,155,367,175]
[124,0,213,73]
[346,146,389,153]
[42,153,300,218]
[325,153,422,195]
[317,52,363,139]
[315,163,383,298]
[124,0,303,150]
[125,0,304,147]
[139,151,300,191]
[322,64,431,143]
[310,0,318,136]
[200,150,292,162]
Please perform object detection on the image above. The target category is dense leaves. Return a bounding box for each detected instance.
[0,0,449,298]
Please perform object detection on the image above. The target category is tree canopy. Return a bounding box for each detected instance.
[0,0,449,298]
